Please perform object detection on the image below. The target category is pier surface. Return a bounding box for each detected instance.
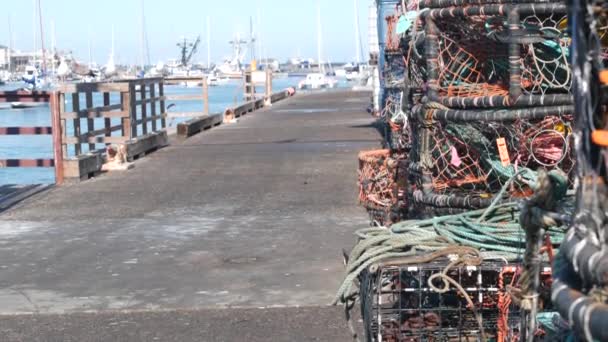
[0,90,379,341]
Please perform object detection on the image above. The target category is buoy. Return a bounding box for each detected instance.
[592,129,608,146]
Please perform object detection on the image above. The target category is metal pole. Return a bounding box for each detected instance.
[50,91,64,185]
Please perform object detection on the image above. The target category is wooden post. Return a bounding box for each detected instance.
[121,90,132,140]
[128,82,138,139]
[103,92,111,145]
[159,80,166,129]
[150,83,157,132]
[71,93,82,156]
[264,68,272,106]
[59,92,68,158]
[50,91,64,185]
[202,76,209,116]
[140,83,148,135]
[85,90,95,151]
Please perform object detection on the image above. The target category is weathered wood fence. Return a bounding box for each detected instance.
[1,76,296,185]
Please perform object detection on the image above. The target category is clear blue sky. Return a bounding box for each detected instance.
[1,0,371,65]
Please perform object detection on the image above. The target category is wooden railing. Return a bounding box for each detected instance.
[57,78,168,179]
[0,91,64,184]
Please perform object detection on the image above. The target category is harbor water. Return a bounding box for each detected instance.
[0,77,327,185]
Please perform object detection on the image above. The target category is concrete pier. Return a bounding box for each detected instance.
[0,90,381,340]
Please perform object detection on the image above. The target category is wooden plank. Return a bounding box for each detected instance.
[50,91,65,185]
[59,93,68,158]
[129,84,138,138]
[59,82,128,93]
[120,91,131,138]
[140,84,148,135]
[63,153,104,180]
[165,94,204,101]
[166,112,206,118]
[176,114,223,138]
[0,159,54,167]
[150,84,157,132]
[103,93,112,145]
[0,91,51,103]
[124,130,169,162]
[159,82,166,129]
[71,93,82,156]
[76,124,124,139]
[116,77,163,86]
[134,96,165,106]
[65,136,127,145]
[61,103,125,119]
[133,114,167,126]
[85,90,95,151]
[0,127,52,135]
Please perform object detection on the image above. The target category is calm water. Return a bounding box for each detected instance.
[0,77,330,185]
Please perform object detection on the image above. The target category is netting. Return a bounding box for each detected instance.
[358,150,408,225]
[420,114,574,198]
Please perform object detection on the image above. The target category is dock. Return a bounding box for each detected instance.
[0,90,381,340]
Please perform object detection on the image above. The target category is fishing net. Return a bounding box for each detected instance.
[429,11,570,99]
[420,114,574,198]
[358,149,408,225]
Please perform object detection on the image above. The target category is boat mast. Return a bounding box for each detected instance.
[139,0,145,71]
[206,16,211,70]
[317,1,324,74]
[37,0,47,74]
[88,26,93,68]
[51,19,56,76]
[256,8,263,67]
[32,0,37,68]
[353,0,361,64]
[8,14,12,73]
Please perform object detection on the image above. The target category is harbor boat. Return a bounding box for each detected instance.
[10,102,48,109]
[298,1,337,90]
[207,75,229,86]
[298,73,337,90]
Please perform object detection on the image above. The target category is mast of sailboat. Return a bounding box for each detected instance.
[88,26,93,69]
[8,14,12,73]
[316,1,324,74]
[256,8,263,67]
[37,0,47,74]
[32,0,37,68]
[206,16,211,70]
[353,0,361,64]
[139,0,146,71]
[51,20,56,76]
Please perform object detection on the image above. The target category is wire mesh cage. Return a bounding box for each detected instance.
[358,149,408,225]
[360,259,555,342]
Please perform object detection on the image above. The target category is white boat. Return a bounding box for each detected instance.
[207,75,229,86]
[104,25,117,78]
[298,73,337,90]
[297,2,337,90]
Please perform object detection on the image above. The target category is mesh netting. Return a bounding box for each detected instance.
[430,13,570,98]
[358,150,408,225]
[420,114,574,197]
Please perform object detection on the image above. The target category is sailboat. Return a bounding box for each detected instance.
[104,25,117,78]
[298,2,337,90]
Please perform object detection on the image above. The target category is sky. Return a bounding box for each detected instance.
[1,0,371,65]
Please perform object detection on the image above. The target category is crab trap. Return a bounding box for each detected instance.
[359,259,556,342]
